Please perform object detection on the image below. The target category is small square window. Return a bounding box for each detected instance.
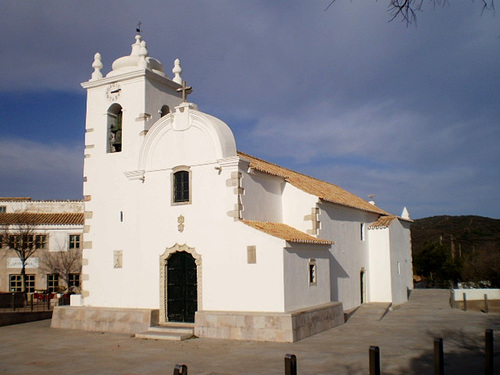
[0,206,6,213]
[47,274,59,293]
[69,235,81,249]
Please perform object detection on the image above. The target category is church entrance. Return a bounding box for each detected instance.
[166,251,197,322]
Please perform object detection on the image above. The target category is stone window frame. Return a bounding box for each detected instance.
[159,243,202,324]
[308,259,317,286]
[171,166,192,205]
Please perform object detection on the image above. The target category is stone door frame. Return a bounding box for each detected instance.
[159,243,202,324]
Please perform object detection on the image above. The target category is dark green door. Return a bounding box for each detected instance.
[167,251,197,322]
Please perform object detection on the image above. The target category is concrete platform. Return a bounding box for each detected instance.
[1,290,499,374]
[135,323,194,341]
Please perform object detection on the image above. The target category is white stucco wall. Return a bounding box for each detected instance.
[240,168,284,223]
[318,203,378,310]
[388,219,413,305]
[367,227,393,302]
[282,184,318,234]
[283,244,331,311]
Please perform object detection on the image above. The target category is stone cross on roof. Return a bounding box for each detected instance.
[177,81,193,102]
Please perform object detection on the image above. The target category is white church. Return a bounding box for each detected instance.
[52,35,413,342]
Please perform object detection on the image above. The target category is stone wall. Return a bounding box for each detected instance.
[195,302,343,342]
[51,306,159,334]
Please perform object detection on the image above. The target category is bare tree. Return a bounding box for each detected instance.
[0,212,46,296]
[325,1,495,26]
[40,247,82,293]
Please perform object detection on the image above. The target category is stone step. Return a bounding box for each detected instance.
[135,324,195,341]
[346,303,392,324]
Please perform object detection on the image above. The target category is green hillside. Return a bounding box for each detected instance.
[411,215,500,287]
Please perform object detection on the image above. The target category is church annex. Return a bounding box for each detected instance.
[52,35,413,342]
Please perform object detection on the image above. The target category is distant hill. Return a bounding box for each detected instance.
[411,215,500,286]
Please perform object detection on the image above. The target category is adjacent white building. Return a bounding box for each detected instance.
[52,35,413,342]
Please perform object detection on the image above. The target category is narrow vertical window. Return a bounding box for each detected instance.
[173,170,190,203]
[360,223,365,241]
[107,104,123,153]
[69,235,81,249]
[308,259,317,286]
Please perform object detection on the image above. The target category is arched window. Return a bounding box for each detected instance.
[160,105,170,117]
[172,167,191,204]
[107,104,123,153]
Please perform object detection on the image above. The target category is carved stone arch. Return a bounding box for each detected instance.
[159,243,202,324]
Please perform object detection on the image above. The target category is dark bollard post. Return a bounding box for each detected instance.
[463,293,467,311]
[284,354,297,375]
[485,329,494,375]
[11,293,15,311]
[369,346,381,375]
[47,294,51,310]
[173,364,187,375]
[434,338,444,375]
[484,294,489,314]
[30,293,34,311]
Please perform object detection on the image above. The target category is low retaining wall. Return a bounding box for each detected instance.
[51,306,159,334]
[452,289,500,301]
[195,302,344,342]
[0,311,53,327]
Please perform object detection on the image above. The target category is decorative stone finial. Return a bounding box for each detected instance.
[138,40,148,68]
[91,53,103,80]
[172,58,183,84]
[401,207,411,220]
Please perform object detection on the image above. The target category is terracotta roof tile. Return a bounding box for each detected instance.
[242,220,333,245]
[368,216,397,229]
[0,197,31,202]
[238,152,390,216]
[0,213,84,226]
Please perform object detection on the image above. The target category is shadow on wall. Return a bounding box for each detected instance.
[329,252,349,302]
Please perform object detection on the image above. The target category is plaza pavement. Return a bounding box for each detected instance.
[0,289,498,375]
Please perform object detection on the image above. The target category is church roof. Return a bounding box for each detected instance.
[242,220,333,245]
[0,213,84,226]
[368,216,397,229]
[238,152,390,216]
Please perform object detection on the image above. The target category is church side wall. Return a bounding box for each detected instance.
[367,228,392,302]
[281,184,318,234]
[283,245,331,311]
[388,220,413,305]
[240,170,283,223]
[318,203,378,310]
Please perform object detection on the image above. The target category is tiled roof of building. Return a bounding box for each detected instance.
[0,213,84,226]
[238,152,390,216]
[368,216,397,229]
[0,197,31,202]
[242,220,333,245]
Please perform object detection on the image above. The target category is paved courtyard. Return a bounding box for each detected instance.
[0,290,498,374]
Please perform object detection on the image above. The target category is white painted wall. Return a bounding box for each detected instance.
[283,244,331,311]
[388,219,413,305]
[318,203,378,310]
[452,289,500,301]
[367,227,393,302]
[240,168,283,223]
[282,184,318,234]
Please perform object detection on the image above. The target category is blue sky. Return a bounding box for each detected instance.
[0,1,499,219]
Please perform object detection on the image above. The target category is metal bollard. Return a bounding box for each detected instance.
[434,338,444,375]
[284,354,297,375]
[30,293,33,311]
[369,346,381,375]
[463,293,467,312]
[484,294,489,314]
[11,292,15,311]
[485,329,494,375]
[173,364,187,375]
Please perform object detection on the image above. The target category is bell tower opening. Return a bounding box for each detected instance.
[107,103,123,153]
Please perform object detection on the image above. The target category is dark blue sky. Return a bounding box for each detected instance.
[0,1,498,219]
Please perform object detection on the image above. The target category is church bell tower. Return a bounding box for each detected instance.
[79,35,185,303]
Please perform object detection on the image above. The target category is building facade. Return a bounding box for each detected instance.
[0,198,84,294]
[52,35,413,342]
